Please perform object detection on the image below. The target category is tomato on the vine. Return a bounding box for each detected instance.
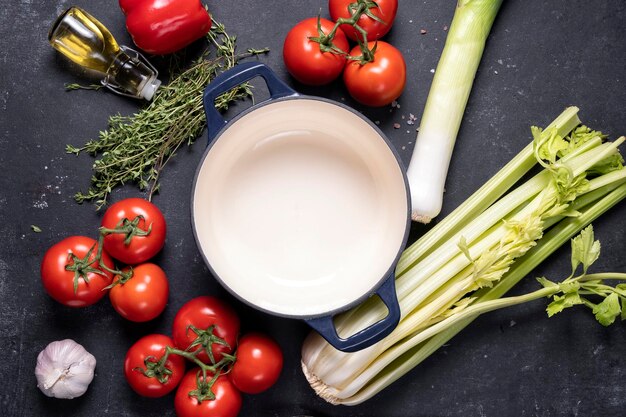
[101,198,166,265]
[230,333,283,394]
[329,0,398,42]
[109,263,169,322]
[283,17,349,86]
[343,41,406,107]
[175,368,242,417]
[172,296,240,364]
[124,334,185,398]
[41,236,114,307]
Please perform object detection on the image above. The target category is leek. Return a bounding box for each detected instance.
[301,109,625,405]
[407,0,504,223]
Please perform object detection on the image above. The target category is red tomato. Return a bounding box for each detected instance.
[343,41,406,107]
[283,17,349,86]
[175,369,242,417]
[230,333,283,394]
[172,296,240,364]
[329,0,398,42]
[101,198,166,265]
[41,236,114,307]
[124,334,185,398]
[109,263,169,322]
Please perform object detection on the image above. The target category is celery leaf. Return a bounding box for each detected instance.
[587,153,624,176]
[547,292,583,317]
[559,280,581,294]
[537,276,557,288]
[614,283,626,298]
[570,225,601,275]
[457,236,473,264]
[553,169,589,205]
[561,125,606,157]
[441,297,477,318]
[592,293,621,326]
[532,126,568,164]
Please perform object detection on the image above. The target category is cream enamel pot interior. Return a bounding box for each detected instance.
[192,63,410,352]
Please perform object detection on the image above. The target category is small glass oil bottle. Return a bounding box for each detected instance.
[49,7,161,100]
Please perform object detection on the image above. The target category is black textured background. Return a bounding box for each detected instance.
[1,1,625,416]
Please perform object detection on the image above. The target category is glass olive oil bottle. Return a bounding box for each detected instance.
[49,7,161,100]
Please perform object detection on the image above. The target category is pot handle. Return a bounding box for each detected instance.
[203,62,297,144]
[305,273,401,352]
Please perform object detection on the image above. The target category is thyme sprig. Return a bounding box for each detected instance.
[64,83,104,91]
[66,22,269,209]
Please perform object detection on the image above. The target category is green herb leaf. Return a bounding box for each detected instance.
[546,292,583,317]
[592,292,621,326]
[457,236,473,264]
[440,297,477,318]
[65,144,82,155]
[559,280,580,294]
[587,153,625,176]
[532,126,568,164]
[66,21,269,209]
[560,125,606,158]
[30,225,42,233]
[536,276,557,288]
[64,83,103,91]
[552,168,589,206]
[570,225,601,275]
[614,283,626,298]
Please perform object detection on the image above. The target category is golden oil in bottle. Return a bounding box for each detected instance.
[49,7,161,100]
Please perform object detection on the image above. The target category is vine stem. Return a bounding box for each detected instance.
[92,215,153,286]
[150,344,236,402]
[158,346,236,376]
[309,0,382,63]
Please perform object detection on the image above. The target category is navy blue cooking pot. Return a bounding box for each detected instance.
[191,62,410,352]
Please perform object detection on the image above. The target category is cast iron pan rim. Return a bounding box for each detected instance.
[190,95,412,320]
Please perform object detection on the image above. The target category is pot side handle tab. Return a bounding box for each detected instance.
[203,62,297,144]
[305,274,401,352]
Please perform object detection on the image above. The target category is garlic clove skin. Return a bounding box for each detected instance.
[35,339,97,399]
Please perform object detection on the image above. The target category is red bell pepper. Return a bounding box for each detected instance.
[119,0,212,55]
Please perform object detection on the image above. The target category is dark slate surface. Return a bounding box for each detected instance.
[1,1,625,416]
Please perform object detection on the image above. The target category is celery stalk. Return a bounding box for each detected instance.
[302,111,624,404]
[397,106,581,274]
[338,183,626,405]
[314,175,626,391]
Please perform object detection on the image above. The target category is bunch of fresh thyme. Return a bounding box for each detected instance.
[66,22,269,209]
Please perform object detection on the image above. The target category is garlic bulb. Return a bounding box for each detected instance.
[35,339,97,399]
